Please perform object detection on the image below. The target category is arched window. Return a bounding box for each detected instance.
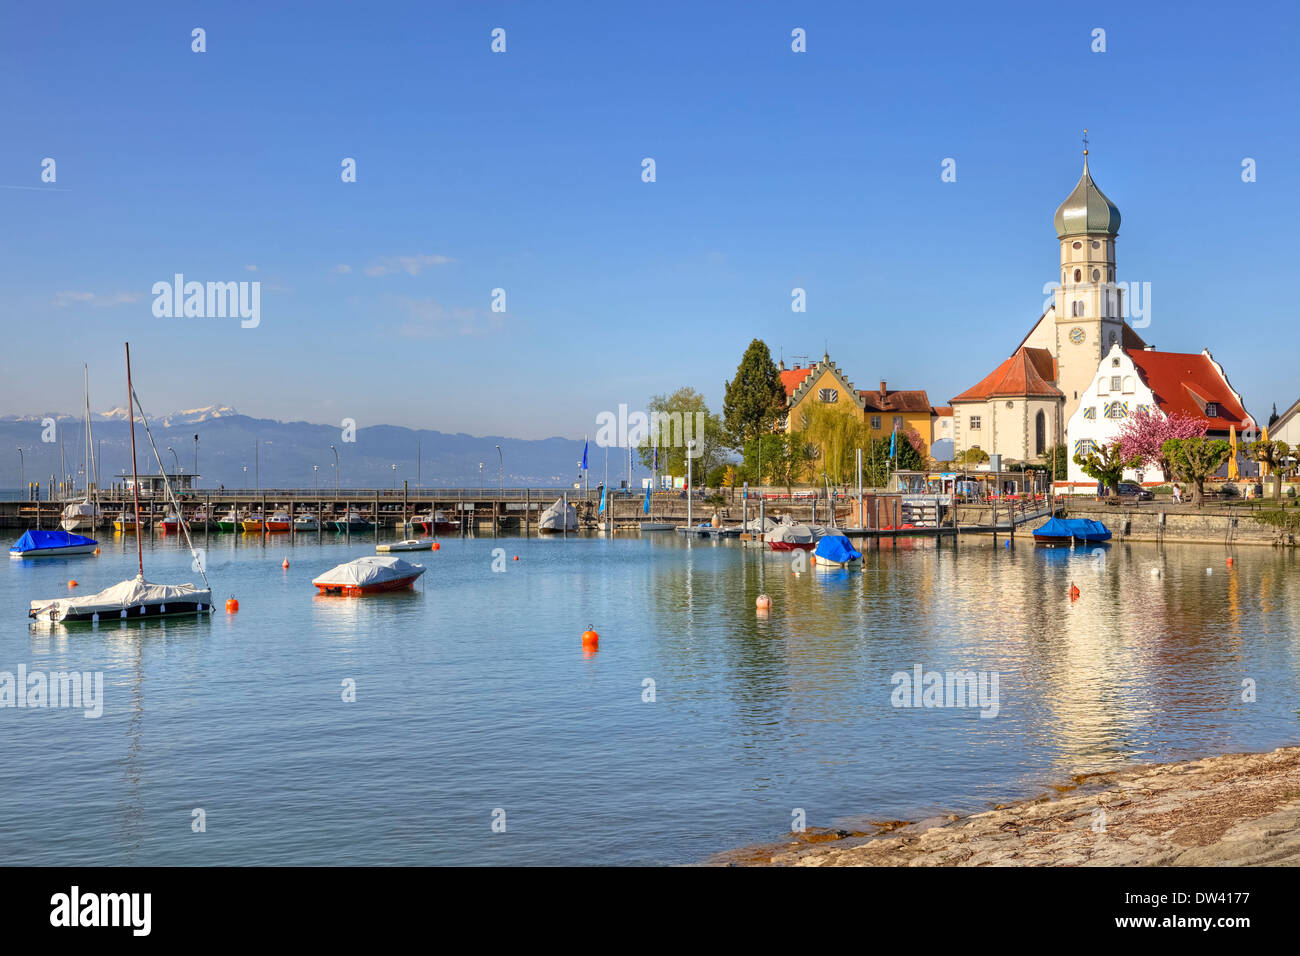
[1074,269,1082,282]
[1035,410,1046,456]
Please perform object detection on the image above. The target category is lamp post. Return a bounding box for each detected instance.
[391,463,397,490]
[193,434,199,484]
[496,445,503,495]
[686,439,695,528]
[479,462,484,492]
[330,443,339,495]
[168,446,178,478]
[314,465,319,495]
[242,465,247,489]
[17,447,23,499]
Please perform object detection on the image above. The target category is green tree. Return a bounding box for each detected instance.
[955,447,990,467]
[1073,440,1138,497]
[1245,438,1292,502]
[635,387,728,483]
[722,339,787,450]
[764,433,813,495]
[1045,444,1069,481]
[796,403,870,485]
[1162,437,1232,509]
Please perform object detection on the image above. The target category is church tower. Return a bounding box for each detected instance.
[1049,140,1132,422]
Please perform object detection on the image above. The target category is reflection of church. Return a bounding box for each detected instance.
[950,143,1252,479]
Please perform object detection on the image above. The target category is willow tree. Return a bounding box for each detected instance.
[795,402,869,485]
[1162,437,1232,509]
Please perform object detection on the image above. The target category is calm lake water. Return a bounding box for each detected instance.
[2,528,1298,865]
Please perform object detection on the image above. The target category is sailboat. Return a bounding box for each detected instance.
[537,497,578,533]
[28,343,213,624]
[60,365,102,532]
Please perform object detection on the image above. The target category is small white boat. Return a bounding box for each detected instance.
[313,556,426,595]
[767,520,815,551]
[376,538,434,552]
[293,514,320,532]
[114,512,149,534]
[811,533,862,568]
[537,497,578,533]
[30,574,211,622]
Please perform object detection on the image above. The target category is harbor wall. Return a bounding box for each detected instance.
[1062,500,1293,547]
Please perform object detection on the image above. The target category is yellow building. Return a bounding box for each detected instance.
[779,353,934,455]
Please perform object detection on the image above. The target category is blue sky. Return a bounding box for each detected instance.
[2,0,1296,437]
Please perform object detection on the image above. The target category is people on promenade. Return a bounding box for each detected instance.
[1171,483,1182,504]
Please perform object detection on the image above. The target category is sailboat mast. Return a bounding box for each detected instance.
[85,365,98,517]
[125,343,144,579]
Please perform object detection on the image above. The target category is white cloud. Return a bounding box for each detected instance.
[54,290,144,308]
[392,297,502,338]
[243,264,259,272]
[363,254,453,278]
[332,264,352,275]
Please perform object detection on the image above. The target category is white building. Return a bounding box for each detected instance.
[1065,342,1256,487]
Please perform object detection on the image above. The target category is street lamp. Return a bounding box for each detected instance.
[17,447,23,498]
[314,464,319,495]
[242,465,247,489]
[330,443,339,494]
[391,463,397,489]
[479,462,484,492]
[168,446,178,476]
[193,434,199,483]
[496,444,503,495]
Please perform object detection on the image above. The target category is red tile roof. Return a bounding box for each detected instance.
[931,406,953,417]
[1127,349,1254,431]
[951,347,1063,403]
[859,387,932,413]
[780,367,813,396]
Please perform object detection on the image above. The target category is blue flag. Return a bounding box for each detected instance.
[643,482,651,514]
[890,428,896,458]
[653,445,658,471]
[582,440,588,471]
[599,484,606,514]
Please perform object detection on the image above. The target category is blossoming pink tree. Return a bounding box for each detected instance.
[1116,408,1206,481]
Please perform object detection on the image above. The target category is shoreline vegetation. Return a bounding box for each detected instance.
[710,745,1300,866]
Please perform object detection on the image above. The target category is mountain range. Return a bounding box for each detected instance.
[0,406,601,491]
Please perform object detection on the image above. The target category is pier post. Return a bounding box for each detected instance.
[525,487,530,536]
[562,491,568,538]
[346,500,350,543]
[373,490,380,537]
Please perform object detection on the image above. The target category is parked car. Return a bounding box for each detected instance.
[1116,482,1154,501]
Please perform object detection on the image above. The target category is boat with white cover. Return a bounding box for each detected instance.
[537,497,578,533]
[313,556,426,595]
[30,577,213,623]
[767,519,816,551]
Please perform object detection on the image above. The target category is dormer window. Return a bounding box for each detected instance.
[1205,402,1219,417]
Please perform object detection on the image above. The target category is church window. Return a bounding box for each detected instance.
[1035,411,1046,456]
[818,388,838,403]
[1074,269,1082,283]
[1072,241,1082,250]
[870,415,881,429]
[1092,269,1100,281]
[1108,268,1114,282]
[1092,240,1100,249]
[969,416,982,429]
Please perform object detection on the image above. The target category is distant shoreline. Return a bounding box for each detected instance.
[710,745,1300,866]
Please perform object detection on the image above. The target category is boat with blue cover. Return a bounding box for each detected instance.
[10,529,98,558]
[811,533,862,568]
[1032,517,1111,547]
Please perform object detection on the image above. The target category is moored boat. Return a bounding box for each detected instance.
[312,556,426,595]
[216,508,241,533]
[329,510,374,533]
[767,520,815,551]
[241,513,266,534]
[264,511,292,533]
[60,499,101,532]
[811,533,862,568]
[537,498,578,533]
[114,512,149,534]
[293,513,319,532]
[10,529,98,558]
[1032,517,1111,547]
[398,510,459,535]
[157,510,181,534]
[376,538,433,552]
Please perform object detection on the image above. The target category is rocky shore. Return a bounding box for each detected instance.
[715,746,1300,866]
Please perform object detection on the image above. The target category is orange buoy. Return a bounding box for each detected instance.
[282,557,290,569]
[433,542,441,551]
[225,597,239,613]
[756,593,772,611]
[513,555,519,561]
[93,547,101,555]
[1226,557,1233,567]
[1069,582,1080,602]
[581,628,599,651]
[67,580,78,588]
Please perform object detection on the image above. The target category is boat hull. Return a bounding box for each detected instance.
[10,544,98,558]
[31,599,214,624]
[314,574,421,596]
[376,539,433,553]
[241,520,265,533]
[769,541,814,551]
[264,521,291,533]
